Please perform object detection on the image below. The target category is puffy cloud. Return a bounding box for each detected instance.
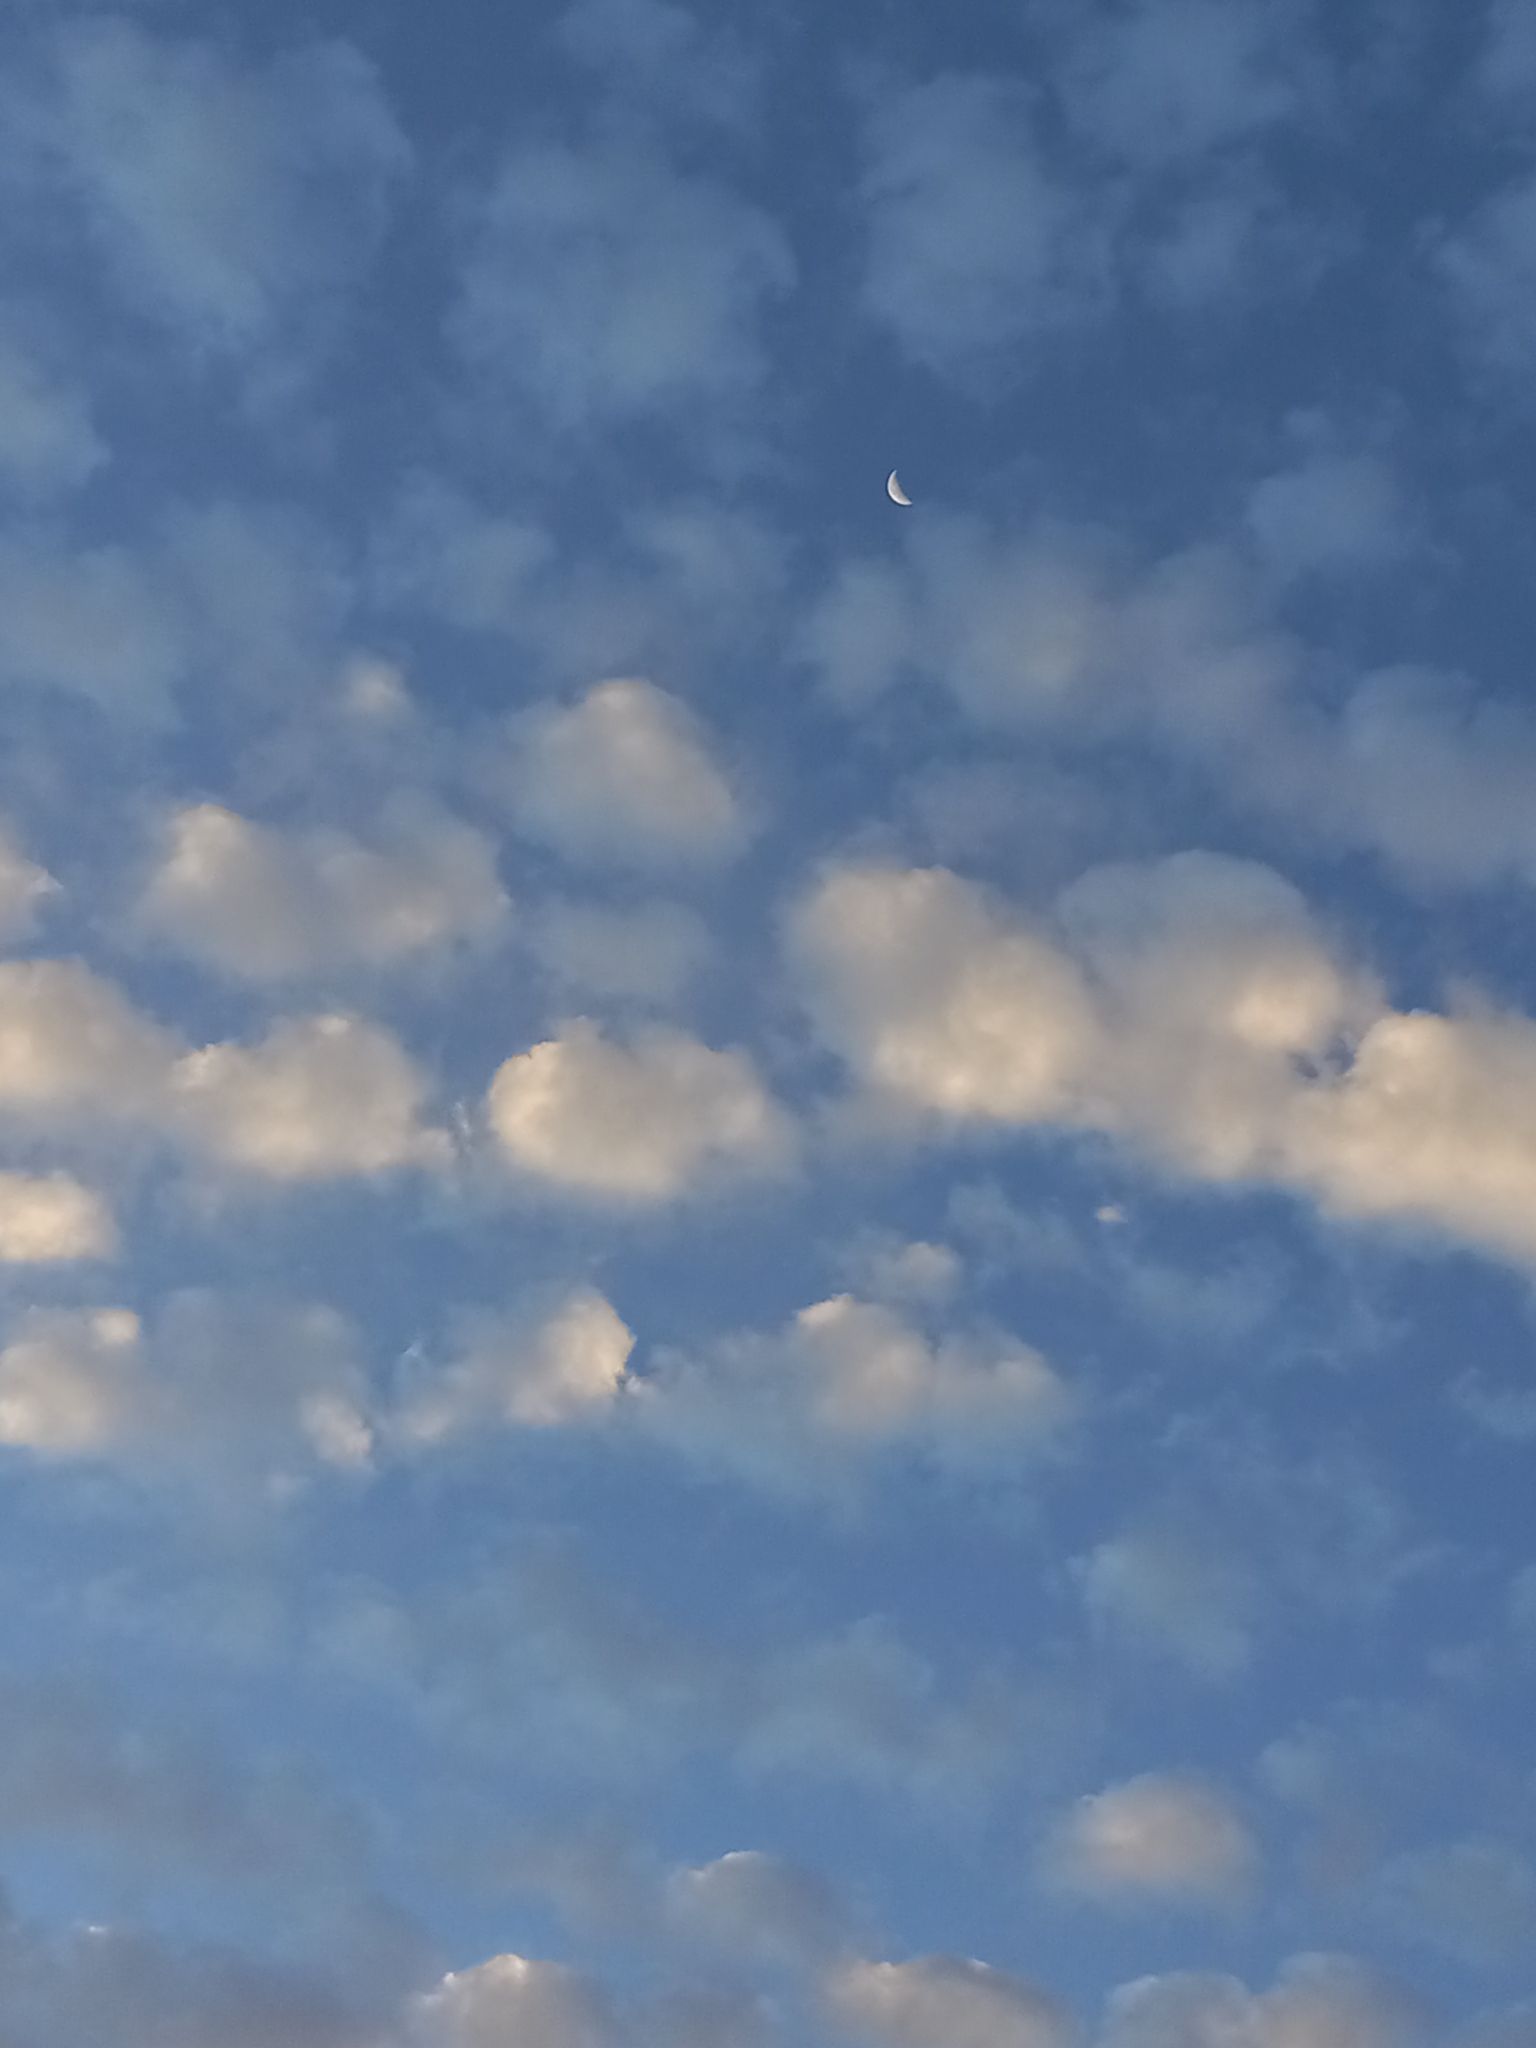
[1099,1954,1429,2048]
[1044,1772,1259,1906]
[836,1234,961,1309]
[793,851,1536,1271]
[665,1850,845,1966]
[486,1020,790,1201]
[1280,1003,1536,1264]
[0,1307,149,1455]
[633,1293,1072,1499]
[530,896,709,1006]
[503,680,746,872]
[394,1289,634,1446]
[807,523,1288,747]
[0,958,446,1184]
[826,1954,1077,2048]
[0,957,177,1119]
[135,801,507,980]
[788,862,1101,1125]
[857,76,1110,383]
[448,135,792,435]
[0,1292,374,1483]
[0,818,58,939]
[0,1169,115,1260]
[41,17,410,367]
[173,1012,447,1180]
[410,1952,616,2048]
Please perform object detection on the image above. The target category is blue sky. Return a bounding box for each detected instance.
[1,0,1536,2041]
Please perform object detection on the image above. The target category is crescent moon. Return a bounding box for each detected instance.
[886,470,912,507]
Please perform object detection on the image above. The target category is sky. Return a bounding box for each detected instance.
[1,0,1536,2040]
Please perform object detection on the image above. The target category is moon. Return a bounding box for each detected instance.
[886,470,912,507]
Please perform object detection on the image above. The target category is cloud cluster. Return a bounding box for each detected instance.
[633,1292,1072,1500]
[486,1019,790,1201]
[0,957,446,1181]
[135,802,507,981]
[31,15,410,373]
[1043,1772,1259,1908]
[501,679,747,873]
[791,849,1536,1268]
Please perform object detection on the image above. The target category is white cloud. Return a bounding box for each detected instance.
[530,896,709,1006]
[857,76,1110,382]
[837,1234,961,1309]
[0,1307,149,1455]
[503,680,746,872]
[0,1170,115,1260]
[0,957,177,1118]
[486,1019,790,1201]
[787,862,1101,1126]
[0,1292,375,1485]
[0,819,58,940]
[44,17,409,367]
[826,1954,1077,2048]
[395,1289,634,1446]
[410,1952,616,2048]
[136,801,507,980]
[449,134,792,434]
[174,1012,447,1181]
[634,1293,1072,1499]
[793,851,1536,1271]
[1099,1954,1429,2048]
[1044,1772,1259,1906]
[666,1850,844,1966]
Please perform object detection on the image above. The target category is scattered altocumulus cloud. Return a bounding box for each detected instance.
[449,132,792,436]
[791,850,1536,1268]
[135,801,508,981]
[0,1293,374,1485]
[37,15,410,374]
[633,1292,1072,1500]
[0,958,446,1181]
[1043,1772,1259,1908]
[1098,1953,1430,2048]
[0,1170,115,1261]
[857,76,1109,384]
[486,1019,790,1201]
[502,679,747,873]
[826,1953,1077,2048]
[394,1289,635,1446]
[174,1014,448,1180]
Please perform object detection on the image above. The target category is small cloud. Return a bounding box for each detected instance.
[0,1171,116,1261]
[394,1289,635,1446]
[825,1953,1077,2048]
[174,1012,448,1180]
[1043,1771,1260,1908]
[502,679,747,873]
[485,1019,790,1202]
